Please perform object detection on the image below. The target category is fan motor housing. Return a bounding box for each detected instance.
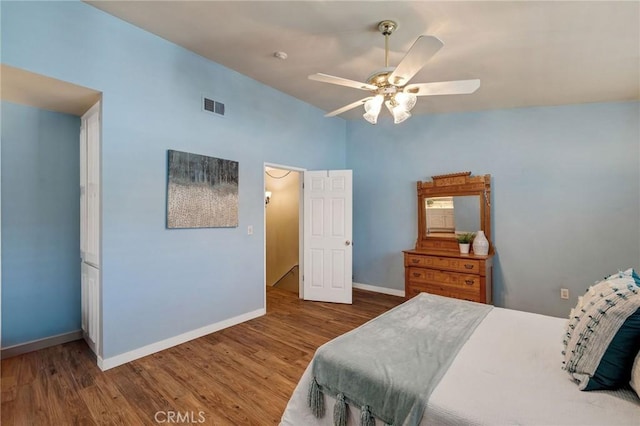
[366,67,396,87]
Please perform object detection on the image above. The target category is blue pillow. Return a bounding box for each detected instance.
[563,274,640,390]
[582,307,640,390]
[631,351,640,397]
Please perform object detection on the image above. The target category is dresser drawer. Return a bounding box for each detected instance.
[441,271,480,291]
[405,254,479,274]
[405,254,431,267]
[407,267,431,281]
[431,257,479,274]
[408,267,480,291]
[407,281,481,303]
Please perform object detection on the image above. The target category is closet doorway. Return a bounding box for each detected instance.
[1,65,102,361]
[265,165,303,297]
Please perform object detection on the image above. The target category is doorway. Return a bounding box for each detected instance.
[264,165,303,298]
[0,65,102,361]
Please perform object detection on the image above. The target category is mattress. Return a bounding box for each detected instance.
[280,306,640,426]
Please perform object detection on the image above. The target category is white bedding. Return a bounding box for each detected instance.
[280,307,640,426]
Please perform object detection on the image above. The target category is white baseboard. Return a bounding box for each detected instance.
[1,330,83,359]
[353,282,405,298]
[98,308,265,371]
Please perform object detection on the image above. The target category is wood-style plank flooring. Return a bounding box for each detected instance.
[1,287,404,425]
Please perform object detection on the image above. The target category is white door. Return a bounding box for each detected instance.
[303,170,353,304]
[80,101,101,357]
[82,103,101,268]
[81,263,100,354]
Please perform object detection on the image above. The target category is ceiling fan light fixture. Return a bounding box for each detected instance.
[385,100,412,124]
[393,108,412,124]
[394,92,417,111]
[363,95,384,124]
[363,111,379,124]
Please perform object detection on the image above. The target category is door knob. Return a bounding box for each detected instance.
[345,240,351,246]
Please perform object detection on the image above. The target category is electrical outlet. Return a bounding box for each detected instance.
[247,225,253,235]
[560,288,569,299]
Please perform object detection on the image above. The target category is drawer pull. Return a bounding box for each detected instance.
[465,280,474,286]
[412,272,421,277]
[464,264,474,269]
[411,259,420,264]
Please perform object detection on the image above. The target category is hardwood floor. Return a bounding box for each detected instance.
[1,287,404,425]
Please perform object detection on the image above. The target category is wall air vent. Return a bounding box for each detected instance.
[203,96,225,117]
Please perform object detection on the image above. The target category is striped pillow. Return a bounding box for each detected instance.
[563,273,640,390]
[605,268,640,283]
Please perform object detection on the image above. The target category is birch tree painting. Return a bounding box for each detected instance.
[167,150,239,228]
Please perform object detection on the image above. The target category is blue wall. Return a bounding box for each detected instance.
[346,101,640,317]
[1,1,345,357]
[1,102,81,346]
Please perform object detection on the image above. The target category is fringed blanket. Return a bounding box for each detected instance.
[308,293,492,426]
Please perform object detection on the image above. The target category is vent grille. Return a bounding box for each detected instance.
[203,97,225,117]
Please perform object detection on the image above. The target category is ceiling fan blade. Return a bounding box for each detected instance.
[388,36,444,87]
[404,79,481,96]
[325,97,373,117]
[309,73,377,91]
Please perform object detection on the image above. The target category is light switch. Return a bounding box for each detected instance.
[247,225,253,235]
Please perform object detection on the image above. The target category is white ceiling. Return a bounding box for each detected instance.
[87,1,639,120]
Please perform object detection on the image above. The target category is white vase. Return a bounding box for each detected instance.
[472,230,489,255]
[459,243,470,254]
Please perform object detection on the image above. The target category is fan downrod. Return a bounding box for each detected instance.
[368,20,399,86]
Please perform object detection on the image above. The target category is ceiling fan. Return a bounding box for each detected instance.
[309,20,480,124]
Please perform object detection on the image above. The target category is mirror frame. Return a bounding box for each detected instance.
[416,171,492,253]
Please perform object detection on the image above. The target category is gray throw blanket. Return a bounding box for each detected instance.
[308,293,492,426]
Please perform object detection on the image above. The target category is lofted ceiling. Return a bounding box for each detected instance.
[87,1,639,120]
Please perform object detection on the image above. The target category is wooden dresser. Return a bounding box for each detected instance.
[404,249,493,303]
[405,171,494,304]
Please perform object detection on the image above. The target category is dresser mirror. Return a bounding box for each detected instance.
[425,195,481,236]
[416,172,492,252]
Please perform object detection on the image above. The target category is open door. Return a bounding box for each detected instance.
[80,101,101,357]
[303,170,352,304]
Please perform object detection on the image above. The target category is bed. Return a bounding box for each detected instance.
[280,281,640,426]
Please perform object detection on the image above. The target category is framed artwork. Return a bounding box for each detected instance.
[167,149,238,228]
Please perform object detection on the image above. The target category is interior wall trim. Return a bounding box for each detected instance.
[1,330,83,359]
[353,282,405,298]
[98,308,266,371]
